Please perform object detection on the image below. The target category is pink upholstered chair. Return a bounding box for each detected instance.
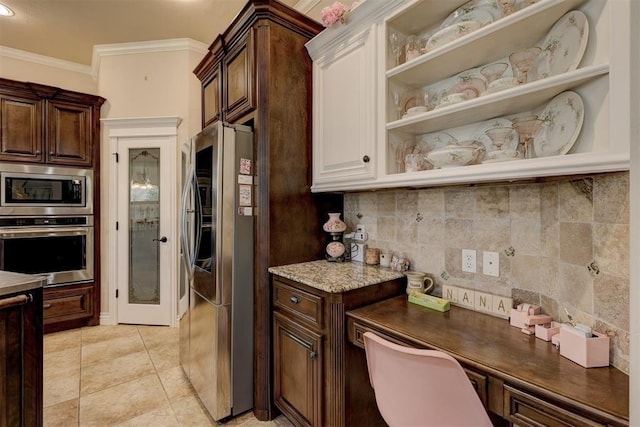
[363,332,492,426]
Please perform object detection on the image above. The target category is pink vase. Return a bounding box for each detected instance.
[322,213,347,233]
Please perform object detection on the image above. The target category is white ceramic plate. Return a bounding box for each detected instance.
[533,10,589,80]
[474,118,519,152]
[533,91,584,157]
[440,0,501,29]
[414,132,458,155]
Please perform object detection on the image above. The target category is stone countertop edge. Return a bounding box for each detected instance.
[269,259,406,293]
[0,271,46,297]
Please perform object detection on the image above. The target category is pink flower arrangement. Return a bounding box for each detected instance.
[321,2,349,27]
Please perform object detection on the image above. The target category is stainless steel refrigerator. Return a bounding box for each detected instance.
[180,122,254,421]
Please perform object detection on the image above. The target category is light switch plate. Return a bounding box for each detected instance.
[483,251,499,277]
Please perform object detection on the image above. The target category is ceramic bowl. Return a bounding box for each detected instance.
[426,141,486,168]
[435,92,468,109]
[487,149,519,160]
[486,76,519,94]
[406,106,429,115]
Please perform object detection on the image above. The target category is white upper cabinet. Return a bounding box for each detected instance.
[306,2,403,189]
[307,0,635,193]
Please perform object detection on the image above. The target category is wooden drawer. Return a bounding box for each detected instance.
[43,285,94,324]
[350,321,408,349]
[464,368,488,409]
[504,385,606,427]
[273,280,323,329]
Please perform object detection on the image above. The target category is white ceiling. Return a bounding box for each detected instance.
[0,0,327,65]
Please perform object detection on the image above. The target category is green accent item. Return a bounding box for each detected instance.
[408,294,451,312]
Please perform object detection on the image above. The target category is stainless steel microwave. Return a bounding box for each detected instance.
[0,163,93,216]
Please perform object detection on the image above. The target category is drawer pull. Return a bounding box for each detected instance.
[290,296,300,304]
[43,303,52,309]
[0,294,30,309]
[310,351,317,360]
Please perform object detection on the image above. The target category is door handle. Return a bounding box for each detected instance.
[153,236,168,243]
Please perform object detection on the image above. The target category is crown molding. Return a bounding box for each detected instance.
[0,45,92,75]
[102,116,183,137]
[1,39,208,81]
[91,38,208,79]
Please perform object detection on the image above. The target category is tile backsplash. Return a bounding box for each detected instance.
[343,172,629,373]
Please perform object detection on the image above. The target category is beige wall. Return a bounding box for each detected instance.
[97,46,205,317]
[0,53,98,94]
[0,43,205,320]
[344,172,630,373]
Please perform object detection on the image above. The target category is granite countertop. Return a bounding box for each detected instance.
[0,271,45,297]
[269,260,405,293]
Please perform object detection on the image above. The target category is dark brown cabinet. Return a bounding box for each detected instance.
[202,63,222,125]
[0,286,43,427]
[199,30,255,127]
[223,31,255,123]
[0,78,103,167]
[194,1,341,421]
[273,312,322,427]
[46,99,93,166]
[0,91,44,163]
[271,274,404,426]
[0,78,105,334]
[43,284,95,330]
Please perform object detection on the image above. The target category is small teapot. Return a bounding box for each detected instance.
[405,271,434,296]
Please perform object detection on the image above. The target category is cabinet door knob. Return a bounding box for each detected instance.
[35,150,41,155]
[309,351,317,360]
[49,152,55,156]
[289,296,300,304]
[362,155,370,163]
[43,303,52,309]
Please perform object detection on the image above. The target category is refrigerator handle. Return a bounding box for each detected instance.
[192,170,203,271]
[180,166,198,278]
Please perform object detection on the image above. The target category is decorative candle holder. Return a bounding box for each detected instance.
[480,62,509,85]
[512,115,541,159]
[509,47,541,84]
[485,126,514,151]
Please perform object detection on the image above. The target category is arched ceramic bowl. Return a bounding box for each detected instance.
[426,141,486,168]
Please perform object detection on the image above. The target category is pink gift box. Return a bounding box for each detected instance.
[535,321,561,341]
[559,325,610,368]
[509,308,528,328]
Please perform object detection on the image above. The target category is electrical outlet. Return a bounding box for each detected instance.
[462,249,476,273]
[483,251,499,277]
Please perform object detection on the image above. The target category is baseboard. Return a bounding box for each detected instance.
[99,312,115,325]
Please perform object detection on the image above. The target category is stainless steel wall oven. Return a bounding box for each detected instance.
[0,216,94,286]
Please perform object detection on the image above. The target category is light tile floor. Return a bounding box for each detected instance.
[44,324,292,426]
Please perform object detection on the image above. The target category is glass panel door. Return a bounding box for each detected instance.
[128,148,161,305]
